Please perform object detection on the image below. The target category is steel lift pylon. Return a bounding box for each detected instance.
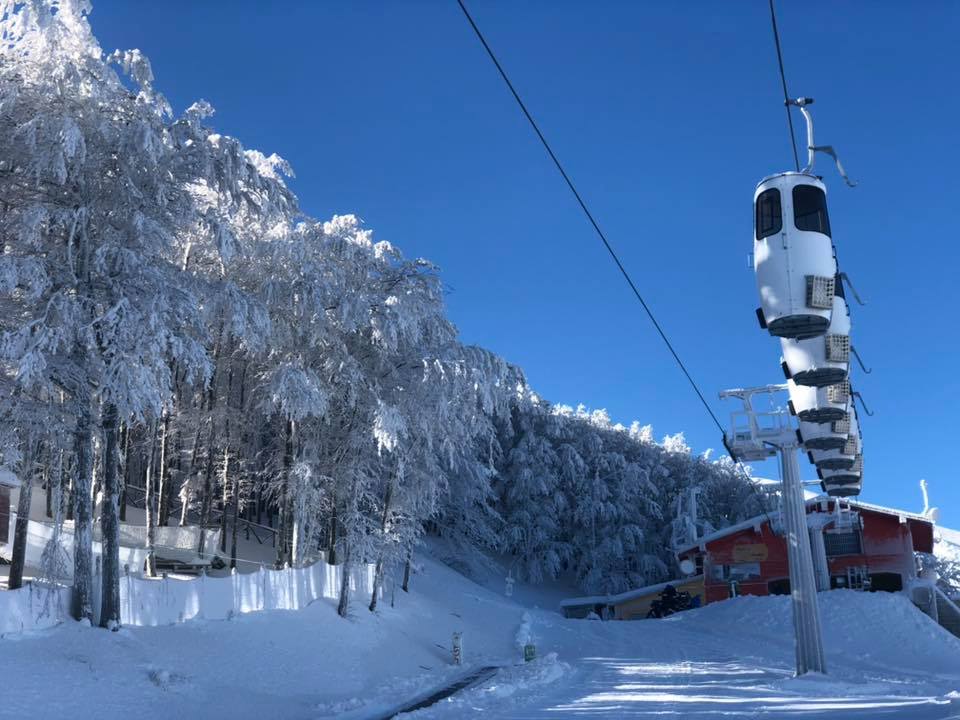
[720,383,827,676]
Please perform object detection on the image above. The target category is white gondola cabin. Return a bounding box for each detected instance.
[754,172,837,340]
[809,443,856,470]
[820,479,862,498]
[787,378,848,424]
[808,406,860,470]
[820,454,862,490]
[780,287,850,387]
[798,410,849,450]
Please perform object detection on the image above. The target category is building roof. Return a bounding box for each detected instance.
[560,575,704,610]
[675,496,933,557]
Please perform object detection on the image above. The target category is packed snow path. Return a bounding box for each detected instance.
[405,590,960,719]
[411,649,958,718]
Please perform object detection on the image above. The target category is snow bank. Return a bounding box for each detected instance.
[3,548,960,720]
[0,582,69,635]
[674,588,960,678]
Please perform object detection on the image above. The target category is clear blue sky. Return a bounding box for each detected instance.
[89,1,958,523]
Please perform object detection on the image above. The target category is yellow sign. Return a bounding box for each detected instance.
[732,543,768,563]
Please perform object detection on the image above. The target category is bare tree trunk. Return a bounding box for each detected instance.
[168,418,183,527]
[197,335,221,556]
[275,419,294,568]
[275,489,287,569]
[157,410,171,528]
[327,491,338,566]
[229,361,247,570]
[402,548,412,593]
[185,421,203,489]
[369,474,396,612]
[118,422,128,523]
[8,438,37,590]
[72,393,95,621]
[45,468,52,519]
[337,540,351,618]
[230,475,240,570]
[99,403,121,629]
[219,446,229,554]
[144,423,158,578]
[197,423,215,557]
[90,434,101,519]
[66,466,74,522]
[179,480,190,527]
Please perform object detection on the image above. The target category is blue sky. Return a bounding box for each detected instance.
[90,1,958,523]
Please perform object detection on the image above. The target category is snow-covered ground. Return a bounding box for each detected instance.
[2,545,959,720]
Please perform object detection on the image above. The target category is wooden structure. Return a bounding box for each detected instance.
[560,575,704,621]
[676,499,933,605]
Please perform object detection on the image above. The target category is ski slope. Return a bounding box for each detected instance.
[1,546,959,720]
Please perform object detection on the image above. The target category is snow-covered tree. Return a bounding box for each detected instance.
[0,0,771,620]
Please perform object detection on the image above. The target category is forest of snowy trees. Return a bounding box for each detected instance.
[0,0,763,629]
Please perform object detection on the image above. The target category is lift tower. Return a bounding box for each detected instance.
[720,383,827,676]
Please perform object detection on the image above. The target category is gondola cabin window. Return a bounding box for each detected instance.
[793,184,831,236]
[755,188,782,240]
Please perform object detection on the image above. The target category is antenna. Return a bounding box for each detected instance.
[787,97,857,187]
[920,479,941,523]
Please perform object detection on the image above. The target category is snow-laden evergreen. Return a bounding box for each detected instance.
[0,0,766,624]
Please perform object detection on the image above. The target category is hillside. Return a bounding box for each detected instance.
[3,546,959,720]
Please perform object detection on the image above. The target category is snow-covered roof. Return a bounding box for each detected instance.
[674,497,933,557]
[558,595,610,609]
[560,575,704,609]
[0,468,20,488]
[935,526,960,564]
[675,515,774,556]
[839,498,931,525]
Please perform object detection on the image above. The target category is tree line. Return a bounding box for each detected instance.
[0,0,761,628]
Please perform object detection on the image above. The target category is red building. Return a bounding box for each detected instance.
[676,498,934,605]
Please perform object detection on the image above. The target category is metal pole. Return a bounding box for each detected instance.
[779,442,827,675]
[808,526,830,592]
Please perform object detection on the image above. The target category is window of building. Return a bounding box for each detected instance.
[755,188,782,240]
[869,572,903,592]
[710,563,761,581]
[824,529,862,556]
[768,578,790,595]
[793,185,831,236]
[831,567,869,590]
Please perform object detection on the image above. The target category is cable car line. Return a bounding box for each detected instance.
[768,0,801,172]
[455,0,723,436]
[455,0,776,525]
